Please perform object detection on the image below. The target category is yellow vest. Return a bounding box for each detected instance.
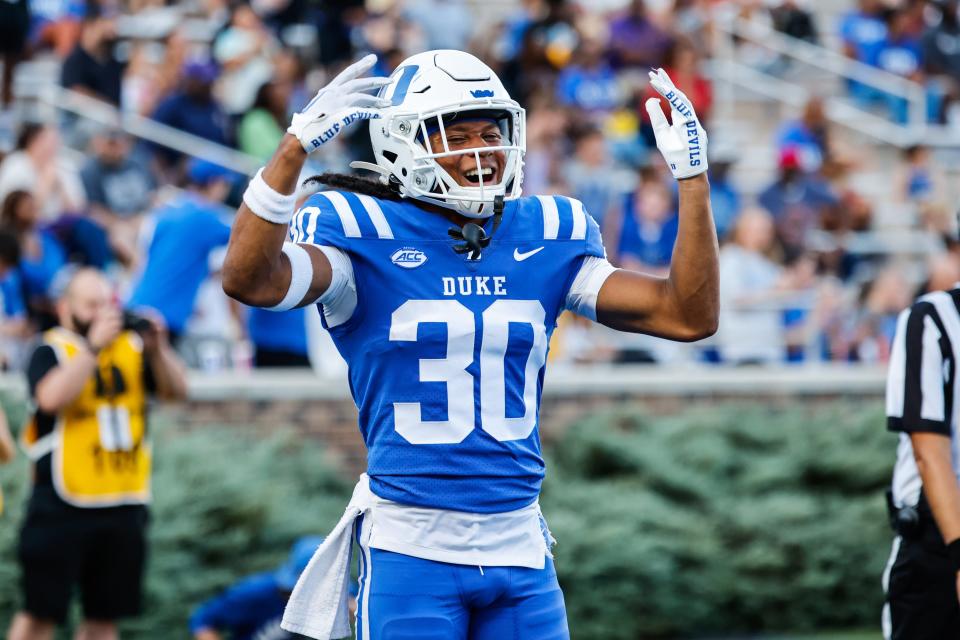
[21,328,152,507]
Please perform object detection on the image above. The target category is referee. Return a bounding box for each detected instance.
[884,285,960,638]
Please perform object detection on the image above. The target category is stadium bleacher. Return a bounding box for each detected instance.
[0,0,958,370]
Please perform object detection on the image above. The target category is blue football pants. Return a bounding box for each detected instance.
[354,531,569,639]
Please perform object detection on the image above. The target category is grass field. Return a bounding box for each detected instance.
[693,632,877,640]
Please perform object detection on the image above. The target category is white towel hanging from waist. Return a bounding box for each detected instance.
[281,475,376,640]
[281,474,553,639]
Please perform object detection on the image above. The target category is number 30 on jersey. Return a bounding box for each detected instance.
[390,299,548,445]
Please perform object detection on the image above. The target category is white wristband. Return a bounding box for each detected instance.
[243,168,298,225]
[268,243,314,311]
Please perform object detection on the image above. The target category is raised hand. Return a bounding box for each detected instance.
[645,68,709,180]
[287,54,393,153]
[86,308,123,353]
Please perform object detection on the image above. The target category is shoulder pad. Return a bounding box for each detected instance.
[291,191,394,246]
[533,195,590,241]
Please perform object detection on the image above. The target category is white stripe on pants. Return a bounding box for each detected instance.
[881,536,902,640]
[356,516,373,640]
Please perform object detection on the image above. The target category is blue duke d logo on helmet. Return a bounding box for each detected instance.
[391,247,428,268]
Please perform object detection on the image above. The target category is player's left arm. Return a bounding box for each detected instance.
[594,69,719,342]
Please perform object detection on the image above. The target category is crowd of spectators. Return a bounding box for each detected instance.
[838,0,960,123]
[0,0,956,371]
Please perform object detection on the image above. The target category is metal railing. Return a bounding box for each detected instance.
[17,82,262,177]
[712,14,960,148]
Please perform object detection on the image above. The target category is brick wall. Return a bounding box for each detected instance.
[0,365,885,476]
[156,369,883,474]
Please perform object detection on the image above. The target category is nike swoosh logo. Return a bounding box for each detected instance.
[514,247,545,261]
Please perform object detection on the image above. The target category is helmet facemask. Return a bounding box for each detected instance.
[384,102,526,218]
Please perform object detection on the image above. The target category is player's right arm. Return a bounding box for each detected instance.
[222,55,389,309]
[221,135,329,308]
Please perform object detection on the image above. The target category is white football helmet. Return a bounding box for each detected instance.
[363,50,526,219]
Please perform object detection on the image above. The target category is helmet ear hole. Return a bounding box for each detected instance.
[401,168,407,177]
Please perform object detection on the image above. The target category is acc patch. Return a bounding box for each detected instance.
[391,247,428,269]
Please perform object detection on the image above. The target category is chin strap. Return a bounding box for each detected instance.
[448,196,505,260]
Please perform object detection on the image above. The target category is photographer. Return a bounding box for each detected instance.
[8,267,186,640]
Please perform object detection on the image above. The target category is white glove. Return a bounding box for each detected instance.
[645,68,708,180]
[288,54,392,153]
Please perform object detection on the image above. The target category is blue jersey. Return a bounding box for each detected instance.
[128,194,232,333]
[291,192,606,513]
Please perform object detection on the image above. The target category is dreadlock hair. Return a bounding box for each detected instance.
[303,173,403,201]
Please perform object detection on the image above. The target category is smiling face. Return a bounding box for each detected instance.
[426,120,507,189]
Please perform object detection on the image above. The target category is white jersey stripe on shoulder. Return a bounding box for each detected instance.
[927,291,960,422]
[569,198,587,240]
[289,209,304,243]
[319,191,361,237]
[297,205,322,244]
[536,195,560,240]
[356,194,394,239]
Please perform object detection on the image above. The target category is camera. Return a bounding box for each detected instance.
[122,310,154,333]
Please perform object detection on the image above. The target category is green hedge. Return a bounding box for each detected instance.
[542,401,894,639]
[0,398,895,638]
[0,415,354,637]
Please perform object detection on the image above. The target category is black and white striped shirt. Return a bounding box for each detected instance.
[886,288,960,508]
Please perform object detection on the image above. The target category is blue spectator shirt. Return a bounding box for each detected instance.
[0,269,26,320]
[127,194,232,334]
[757,175,837,221]
[877,35,923,77]
[499,12,534,59]
[616,193,679,268]
[20,231,67,300]
[776,121,825,171]
[556,64,620,112]
[247,306,308,356]
[151,93,229,148]
[906,168,934,200]
[188,572,297,640]
[839,11,888,65]
[28,0,85,41]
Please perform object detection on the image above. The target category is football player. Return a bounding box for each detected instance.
[222,50,718,640]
